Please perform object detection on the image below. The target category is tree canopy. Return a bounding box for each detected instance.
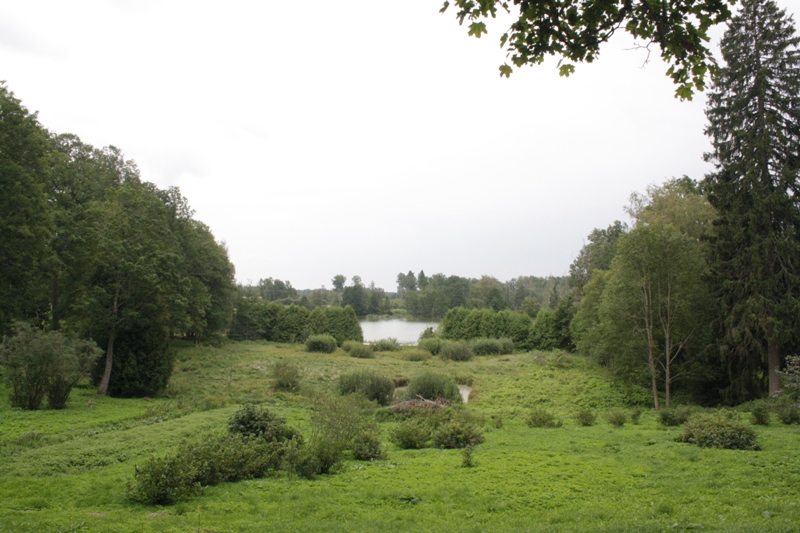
[442,0,734,98]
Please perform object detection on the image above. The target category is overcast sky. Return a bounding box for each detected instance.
[3,0,799,291]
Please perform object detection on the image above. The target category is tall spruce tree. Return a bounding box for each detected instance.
[704,0,800,400]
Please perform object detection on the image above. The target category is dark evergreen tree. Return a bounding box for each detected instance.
[704,0,800,400]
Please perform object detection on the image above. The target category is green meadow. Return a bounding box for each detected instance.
[1,342,799,533]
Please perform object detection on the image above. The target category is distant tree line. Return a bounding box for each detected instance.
[0,83,236,398]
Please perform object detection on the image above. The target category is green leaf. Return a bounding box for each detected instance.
[499,64,513,78]
[439,1,450,14]
[558,63,576,77]
[468,21,487,38]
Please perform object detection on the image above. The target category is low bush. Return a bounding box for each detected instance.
[129,434,289,505]
[341,340,361,353]
[439,342,474,362]
[389,417,432,449]
[406,371,461,403]
[305,334,337,353]
[469,337,514,356]
[461,446,476,467]
[432,419,484,449]
[272,360,301,392]
[228,404,299,441]
[750,401,771,425]
[575,408,596,426]
[658,405,695,426]
[678,411,760,450]
[351,431,386,460]
[419,327,437,341]
[605,409,627,427]
[349,344,374,359]
[371,338,400,351]
[402,349,431,362]
[418,337,451,356]
[526,407,562,428]
[775,401,800,424]
[338,370,395,406]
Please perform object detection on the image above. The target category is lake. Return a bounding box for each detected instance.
[359,319,439,344]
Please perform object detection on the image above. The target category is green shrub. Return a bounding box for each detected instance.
[469,337,514,355]
[349,344,374,359]
[389,417,432,449]
[1,323,101,410]
[575,408,596,426]
[351,431,386,460]
[432,419,484,449]
[228,404,299,441]
[605,409,627,427]
[658,405,695,426]
[775,401,800,424]
[402,349,431,362]
[272,360,301,392]
[341,340,361,353]
[338,370,395,406]
[750,401,771,425]
[129,452,199,505]
[461,446,476,467]
[305,334,337,353]
[439,342,474,362]
[419,327,437,341]
[678,411,760,450]
[526,407,562,428]
[406,371,461,403]
[630,408,643,425]
[418,337,452,356]
[371,338,400,351]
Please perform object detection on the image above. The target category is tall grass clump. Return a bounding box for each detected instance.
[418,337,451,356]
[406,371,461,403]
[349,344,374,359]
[469,337,514,355]
[575,408,596,426]
[338,370,395,406]
[526,407,562,428]
[439,342,474,362]
[305,334,337,353]
[402,349,431,362]
[272,360,301,392]
[678,411,760,450]
[371,338,401,351]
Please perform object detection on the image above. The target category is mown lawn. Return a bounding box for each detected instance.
[1,341,798,532]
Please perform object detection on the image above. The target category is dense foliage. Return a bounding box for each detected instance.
[229,301,363,345]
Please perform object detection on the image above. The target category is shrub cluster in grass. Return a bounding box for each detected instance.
[371,338,400,351]
[305,334,337,353]
[389,408,484,450]
[349,344,374,359]
[228,404,300,441]
[630,408,643,424]
[272,360,301,392]
[750,401,771,425]
[402,349,431,362]
[351,431,386,460]
[468,337,514,355]
[418,337,451,356]
[658,405,695,426]
[605,409,627,427]
[229,301,363,345]
[526,407,562,428]
[338,370,395,406]
[776,401,800,424]
[341,340,361,353]
[405,371,461,403]
[575,408,596,426]
[677,411,760,450]
[439,342,473,362]
[0,323,102,410]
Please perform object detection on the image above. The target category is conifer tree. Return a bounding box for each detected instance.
[704,0,800,400]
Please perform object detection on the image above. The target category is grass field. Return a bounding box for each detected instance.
[1,341,799,532]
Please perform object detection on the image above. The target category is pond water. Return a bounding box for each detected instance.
[359,319,438,344]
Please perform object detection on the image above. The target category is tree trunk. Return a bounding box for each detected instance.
[97,329,115,395]
[768,341,781,397]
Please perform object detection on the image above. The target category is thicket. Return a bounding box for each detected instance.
[1,323,102,409]
[389,408,483,450]
[338,370,395,406]
[349,344,374,359]
[405,371,461,403]
[526,407,562,428]
[272,360,301,392]
[439,342,474,361]
[229,301,363,345]
[228,404,300,441]
[678,411,760,450]
[371,338,400,351]
[305,334,337,353]
[468,337,514,355]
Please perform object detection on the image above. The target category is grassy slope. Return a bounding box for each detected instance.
[1,342,799,532]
